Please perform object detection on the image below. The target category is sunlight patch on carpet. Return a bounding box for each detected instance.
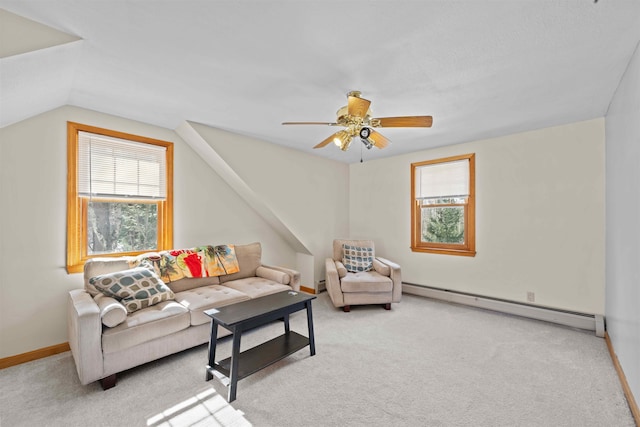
[146,387,251,427]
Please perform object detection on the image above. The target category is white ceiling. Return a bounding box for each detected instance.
[1,1,639,164]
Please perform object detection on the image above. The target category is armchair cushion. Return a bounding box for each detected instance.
[342,244,374,272]
[340,271,393,293]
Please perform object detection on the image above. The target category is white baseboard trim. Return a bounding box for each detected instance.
[403,283,601,335]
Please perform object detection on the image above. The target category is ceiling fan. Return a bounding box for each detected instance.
[282,91,433,151]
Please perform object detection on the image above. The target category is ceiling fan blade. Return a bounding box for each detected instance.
[282,121,338,126]
[373,116,433,128]
[347,95,371,119]
[368,130,391,149]
[313,132,340,149]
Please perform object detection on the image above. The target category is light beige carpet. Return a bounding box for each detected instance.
[0,292,634,426]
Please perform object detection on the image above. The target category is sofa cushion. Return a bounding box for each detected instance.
[84,257,135,297]
[166,276,221,294]
[340,271,393,293]
[256,266,290,285]
[89,265,175,313]
[223,277,291,299]
[94,294,127,327]
[219,242,262,283]
[102,301,190,354]
[174,285,251,326]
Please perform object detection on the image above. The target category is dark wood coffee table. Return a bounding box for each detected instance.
[204,290,316,402]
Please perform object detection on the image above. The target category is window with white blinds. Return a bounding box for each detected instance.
[78,131,167,200]
[415,159,469,200]
[67,122,173,274]
[411,153,476,256]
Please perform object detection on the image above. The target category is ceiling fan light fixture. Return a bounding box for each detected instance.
[332,130,352,151]
[359,127,374,149]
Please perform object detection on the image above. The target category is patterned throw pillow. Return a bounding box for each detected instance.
[342,244,374,273]
[89,264,175,313]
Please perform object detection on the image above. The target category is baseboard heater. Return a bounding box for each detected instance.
[316,279,326,293]
[402,283,605,337]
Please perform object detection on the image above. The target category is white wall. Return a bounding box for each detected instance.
[189,123,349,284]
[0,105,343,358]
[350,119,605,314]
[605,41,640,404]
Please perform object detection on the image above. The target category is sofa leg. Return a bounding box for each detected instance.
[100,374,117,390]
[343,305,351,312]
[383,303,391,310]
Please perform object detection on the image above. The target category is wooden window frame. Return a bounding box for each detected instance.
[411,153,476,257]
[66,122,173,273]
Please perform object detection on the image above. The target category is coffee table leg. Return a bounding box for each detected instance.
[206,320,219,381]
[228,327,242,402]
[284,314,290,334]
[306,301,316,356]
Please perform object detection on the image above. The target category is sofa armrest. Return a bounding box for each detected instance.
[325,258,344,307]
[260,264,300,291]
[375,257,402,303]
[67,289,104,385]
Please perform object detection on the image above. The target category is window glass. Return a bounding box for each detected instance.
[87,201,158,255]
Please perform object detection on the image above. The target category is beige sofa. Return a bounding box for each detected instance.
[67,242,299,389]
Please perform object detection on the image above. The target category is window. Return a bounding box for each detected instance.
[67,122,173,273]
[411,153,475,256]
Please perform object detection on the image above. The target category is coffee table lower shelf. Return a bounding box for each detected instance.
[207,331,309,382]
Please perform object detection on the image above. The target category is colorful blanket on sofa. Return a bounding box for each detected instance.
[133,244,240,283]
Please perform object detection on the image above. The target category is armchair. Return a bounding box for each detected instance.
[325,239,402,312]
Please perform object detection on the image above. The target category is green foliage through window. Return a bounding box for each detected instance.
[87,201,158,254]
[421,205,465,244]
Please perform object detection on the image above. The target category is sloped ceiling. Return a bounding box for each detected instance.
[1,1,639,163]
